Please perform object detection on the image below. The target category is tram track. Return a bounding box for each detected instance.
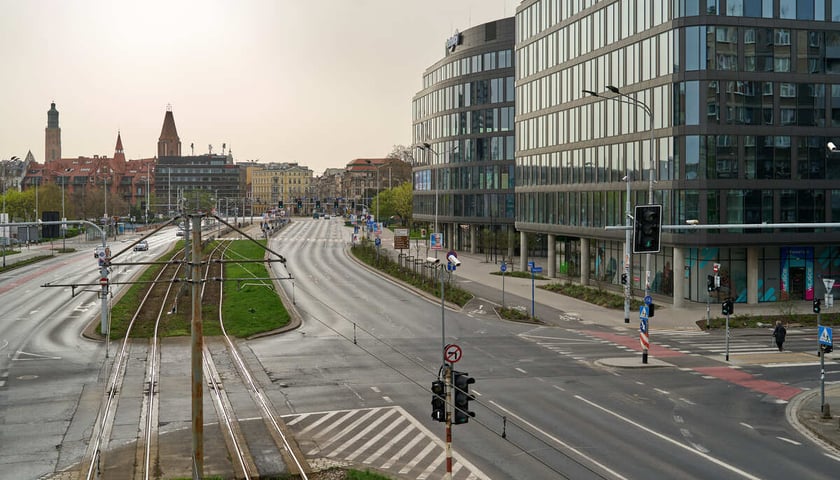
[81,225,308,479]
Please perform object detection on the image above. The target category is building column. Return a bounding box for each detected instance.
[581,237,590,286]
[519,231,528,271]
[747,246,759,304]
[470,225,476,254]
[508,228,515,262]
[547,234,556,278]
[673,247,685,308]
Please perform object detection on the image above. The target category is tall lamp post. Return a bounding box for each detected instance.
[416,143,458,257]
[606,85,656,300]
[583,90,634,324]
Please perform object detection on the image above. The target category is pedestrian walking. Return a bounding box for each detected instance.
[773,321,787,352]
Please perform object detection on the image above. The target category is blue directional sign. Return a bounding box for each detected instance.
[528,261,535,268]
[819,326,833,346]
[500,262,507,273]
[532,266,543,273]
[644,295,652,305]
[640,316,648,334]
[374,237,381,247]
[639,305,649,319]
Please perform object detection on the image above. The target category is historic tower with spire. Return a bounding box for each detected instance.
[45,102,61,163]
[157,104,181,157]
[114,131,126,163]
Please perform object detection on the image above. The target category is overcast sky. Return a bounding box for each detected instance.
[0,0,519,175]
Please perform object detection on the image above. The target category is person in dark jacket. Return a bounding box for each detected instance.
[773,321,787,351]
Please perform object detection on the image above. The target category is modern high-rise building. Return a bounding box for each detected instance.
[412,18,516,258]
[514,1,840,306]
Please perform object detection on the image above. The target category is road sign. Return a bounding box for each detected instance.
[374,237,381,247]
[640,316,650,350]
[639,305,649,320]
[528,261,535,268]
[823,278,835,293]
[500,262,507,273]
[531,266,543,273]
[819,326,833,347]
[99,277,108,287]
[444,344,462,364]
[713,263,720,273]
[644,295,652,305]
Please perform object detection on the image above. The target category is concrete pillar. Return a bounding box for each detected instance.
[581,237,590,286]
[547,234,556,278]
[508,228,515,261]
[673,247,685,308]
[747,246,759,304]
[519,231,528,272]
[470,225,476,254]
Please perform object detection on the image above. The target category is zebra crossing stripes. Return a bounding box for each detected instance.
[283,405,489,480]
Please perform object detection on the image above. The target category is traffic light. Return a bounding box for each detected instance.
[334,200,339,209]
[297,199,303,209]
[824,344,834,355]
[707,275,715,292]
[452,371,475,425]
[316,200,321,208]
[721,298,734,315]
[621,273,628,285]
[814,299,821,314]
[431,380,446,422]
[633,205,662,254]
[279,200,284,208]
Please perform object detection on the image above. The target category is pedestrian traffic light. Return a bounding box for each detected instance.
[316,200,321,208]
[297,199,303,208]
[707,275,715,292]
[334,200,339,209]
[279,200,284,208]
[633,204,662,254]
[814,298,821,314]
[721,298,734,315]
[431,380,446,422]
[452,371,475,425]
[621,273,628,285]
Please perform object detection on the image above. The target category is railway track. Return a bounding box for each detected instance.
[81,231,308,479]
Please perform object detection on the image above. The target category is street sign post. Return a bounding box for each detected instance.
[500,262,507,308]
[639,305,650,364]
[819,325,834,415]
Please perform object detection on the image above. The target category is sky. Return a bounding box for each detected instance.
[0,0,520,175]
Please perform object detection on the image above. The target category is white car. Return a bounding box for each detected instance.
[133,240,149,252]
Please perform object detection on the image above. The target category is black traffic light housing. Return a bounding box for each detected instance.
[621,273,628,285]
[431,380,446,422]
[707,275,715,292]
[279,200,284,208]
[633,204,662,254]
[814,298,821,314]
[823,344,834,355]
[721,298,734,315]
[452,371,476,425]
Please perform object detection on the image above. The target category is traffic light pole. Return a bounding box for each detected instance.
[445,364,453,480]
[725,309,731,362]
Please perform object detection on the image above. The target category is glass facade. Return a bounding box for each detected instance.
[412,18,516,255]
[515,0,840,304]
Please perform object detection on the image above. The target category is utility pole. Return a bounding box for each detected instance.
[189,215,204,478]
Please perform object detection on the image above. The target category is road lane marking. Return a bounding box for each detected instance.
[575,395,761,480]
[489,400,629,480]
[515,367,527,374]
[776,437,802,446]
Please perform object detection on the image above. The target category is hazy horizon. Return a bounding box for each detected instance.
[0,0,519,175]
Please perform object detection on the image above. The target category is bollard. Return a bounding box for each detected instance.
[822,403,832,420]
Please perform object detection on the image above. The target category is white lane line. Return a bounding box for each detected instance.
[515,367,528,374]
[824,452,840,463]
[489,400,629,480]
[776,437,802,446]
[575,395,761,480]
[654,388,670,395]
[740,422,755,430]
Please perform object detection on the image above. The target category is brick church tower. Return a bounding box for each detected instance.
[157,104,181,157]
[45,102,61,163]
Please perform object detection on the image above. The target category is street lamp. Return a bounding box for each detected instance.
[416,143,458,256]
[583,90,633,324]
[606,85,656,300]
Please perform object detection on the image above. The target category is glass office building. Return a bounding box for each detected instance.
[412,18,516,258]
[515,0,840,305]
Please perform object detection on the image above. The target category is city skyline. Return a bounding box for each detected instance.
[0,0,518,174]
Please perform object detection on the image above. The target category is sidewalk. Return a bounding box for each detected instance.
[361,223,840,455]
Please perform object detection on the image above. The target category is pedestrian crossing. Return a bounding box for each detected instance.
[283,405,490,480]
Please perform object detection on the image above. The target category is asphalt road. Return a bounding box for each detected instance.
[2,219,839,479]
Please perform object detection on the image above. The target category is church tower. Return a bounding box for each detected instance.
[157,105,181,157]
[114,131,126,163]
[45,102,61,163]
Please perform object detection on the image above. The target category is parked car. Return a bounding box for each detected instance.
[176,229,185,237]
[133,240,149,252]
